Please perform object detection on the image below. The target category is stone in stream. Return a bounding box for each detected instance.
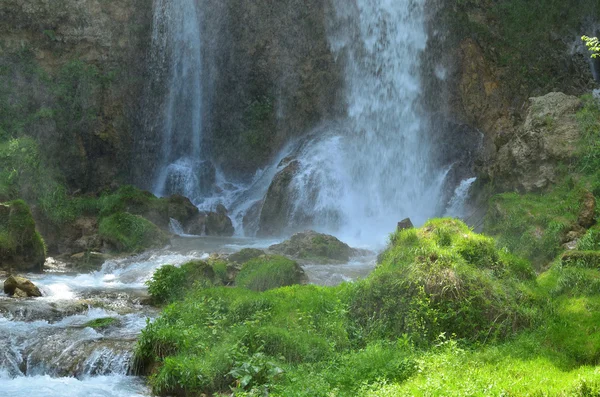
[269,230,361,263]
[3,275,42,297]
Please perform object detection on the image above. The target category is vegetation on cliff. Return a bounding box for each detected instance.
[135,219,600,396]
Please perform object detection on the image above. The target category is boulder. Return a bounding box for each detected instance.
[269,230,355,263]
[13,288,29,298]
[205,206,235,237]
[257,160,300,237]
[228,248,266,264]
[242,199,263,236]
[491,93,582,192]
[578,191,596,229]
[0,200,46,272]
[397,218,414,231]
[4,275,42,297]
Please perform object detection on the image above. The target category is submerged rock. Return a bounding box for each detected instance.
[4,275,42,298]
[269,230,358,263]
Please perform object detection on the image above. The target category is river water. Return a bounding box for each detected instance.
[0,237,376,396]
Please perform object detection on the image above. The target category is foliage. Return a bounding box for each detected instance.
[98,212,168,253]
[235,255,306,292]
[583,36,600,58]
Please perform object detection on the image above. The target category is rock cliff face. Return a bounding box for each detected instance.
[422,0,598,193]
[201,0,343,177]
[0,0,153,191]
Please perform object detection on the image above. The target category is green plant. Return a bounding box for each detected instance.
[583,36,600,58]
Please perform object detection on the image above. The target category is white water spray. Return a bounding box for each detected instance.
[258,0,446,244]
[150,0,207,199]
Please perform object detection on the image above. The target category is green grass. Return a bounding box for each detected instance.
[135,219,600,397]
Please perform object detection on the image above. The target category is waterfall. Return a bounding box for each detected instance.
[257,0,446,244]
[149,0,209,200]
[445,177,477,219]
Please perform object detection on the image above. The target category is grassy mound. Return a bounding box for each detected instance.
[235,255,307,292]
[354,218,536,344]
[98,212,169,253]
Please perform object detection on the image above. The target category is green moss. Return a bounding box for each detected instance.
[235,255,306,292]
[84,317,116,329]
[0,199,46,270]
[99,212,169,253]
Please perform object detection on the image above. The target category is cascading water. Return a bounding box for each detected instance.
[258,0,447,244]
[149,0,210,200]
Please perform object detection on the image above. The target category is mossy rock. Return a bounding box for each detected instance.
[0,200,46,272]
[147,260,216,304]
[235,255,307,292]
[269,230,355,263]
[84,317,117,329]
[228,248,266,264]
[353,218,536,344]
[98,212,169,253]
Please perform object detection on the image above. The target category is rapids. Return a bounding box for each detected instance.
[0,237,376,395]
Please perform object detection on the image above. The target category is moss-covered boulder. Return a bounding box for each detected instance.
[228,248,266,264]
[353,218,536,343]
[147,260,216,304]
[235,255,307,292]
[98,212,169,253]
[4,275,42,297]
[0,200,46,272]
[268,230,356,263]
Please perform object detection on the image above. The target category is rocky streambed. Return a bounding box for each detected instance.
[0,234,377,396]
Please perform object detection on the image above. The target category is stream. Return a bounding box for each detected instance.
[0,237,376,396]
